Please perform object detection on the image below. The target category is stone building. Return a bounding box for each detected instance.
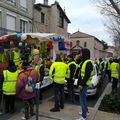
[70,30,107,60]
[0,0,34,36]
[33,0,71,39]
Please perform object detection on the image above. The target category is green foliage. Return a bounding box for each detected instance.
[99,92,120,114]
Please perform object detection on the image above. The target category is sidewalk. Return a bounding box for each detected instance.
[8,83,120,120]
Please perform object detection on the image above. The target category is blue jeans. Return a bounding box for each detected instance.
[79,86,88,118]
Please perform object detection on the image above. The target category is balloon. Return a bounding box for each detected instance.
[53,36,58,42]
[2,36,8,42]
[19,42,22,46]
[16,34,21,40]
[21,34,27,40]
[10,41,13,45]
[24,43,28,48]
[60,36,65,42]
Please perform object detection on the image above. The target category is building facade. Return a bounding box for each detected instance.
[0,0,34,36]
[70,31,106,60]
[33,0,71,39]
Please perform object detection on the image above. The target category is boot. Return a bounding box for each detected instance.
[30,104,34,116]
[25,104,29,119]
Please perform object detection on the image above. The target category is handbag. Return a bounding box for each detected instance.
[24,71,35,93]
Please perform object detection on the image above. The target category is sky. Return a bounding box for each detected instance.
[35,0,113,45]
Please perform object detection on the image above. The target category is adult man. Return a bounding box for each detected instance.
[66,54,76,103]
[49,56,68,112]
[76,48,93,120]
[2,60,18,114]
[33,55,45,104]
[110,58,119,92]
[12,48,21,67]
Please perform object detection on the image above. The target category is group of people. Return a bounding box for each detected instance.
[49,48,119,120]
[0,48,46,120]
[0,47,119,120]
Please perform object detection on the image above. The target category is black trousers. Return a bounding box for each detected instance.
[112,77,118,92]
[4,94,15,113]
[53,82,64,109]
[24,98,34,119]
[67,82,75,103]
[0,91,3,111]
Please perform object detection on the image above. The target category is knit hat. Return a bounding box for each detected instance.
[8,60,15,67]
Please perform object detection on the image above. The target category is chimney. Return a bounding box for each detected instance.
[44,0,48,5]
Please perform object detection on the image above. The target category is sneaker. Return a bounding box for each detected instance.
[79,111,90,116]
[76,116,87,120]
[50,107,60,112]
[21,117,26,120]
[0,112,3,115]
[21,116,29,120]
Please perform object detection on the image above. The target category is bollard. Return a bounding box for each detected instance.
[35,82,40,120]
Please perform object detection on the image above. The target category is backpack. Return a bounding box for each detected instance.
[24,70,36,93]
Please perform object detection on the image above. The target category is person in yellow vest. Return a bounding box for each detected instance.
[76,48,94,120]
[49,55,68,112]
[66,54,76,103]
[2,60,18,114]
[110,58,119,93]
[12,48,21,67]
[32,51,45,104]
[106,59,112,82]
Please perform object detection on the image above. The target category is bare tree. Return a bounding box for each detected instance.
[91,0,120,56]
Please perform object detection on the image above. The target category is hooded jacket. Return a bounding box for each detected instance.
[78,48,93,87]
[16,66,39,100]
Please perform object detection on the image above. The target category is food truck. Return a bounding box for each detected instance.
[0,33,70,88]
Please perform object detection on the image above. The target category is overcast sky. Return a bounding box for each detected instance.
[35,0,113,45]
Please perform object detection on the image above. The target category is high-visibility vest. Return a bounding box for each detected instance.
[99,61,104,72]
[111,62,119,79]
[3,70,18,95]
[66,61,76,79]
[13,51,20,66]
[81,59,94,86]
[35,64,43,81]
[49,62,68,84]
[107,61,111,70]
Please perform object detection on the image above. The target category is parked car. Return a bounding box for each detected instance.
[64,64,101,96]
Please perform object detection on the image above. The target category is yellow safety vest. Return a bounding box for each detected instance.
[111,62,119,79]
[66,61,76,79]
[81,59,94,86]
[3,70,18,95]
[13,51,20,66]
[35,64,43,81]
[49,62,68,84]
[107,62,111,70]
[99,61,104,72]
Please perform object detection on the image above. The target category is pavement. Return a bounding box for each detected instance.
[3,83,120,120]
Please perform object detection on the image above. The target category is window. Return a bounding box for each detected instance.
[84,42,87,47]
[7,0,16,5]
[6,14,16,31]
[41,12,45,24]
[20,0,27,11]
[20,19,28,33]
[0,11,1,27]
[59,12,64,28]
[29,21,32,32]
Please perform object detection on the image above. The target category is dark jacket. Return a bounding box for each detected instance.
[66,60,76,84]
[78,48,93,87]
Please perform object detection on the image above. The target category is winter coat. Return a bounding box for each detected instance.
[16,67,39,100]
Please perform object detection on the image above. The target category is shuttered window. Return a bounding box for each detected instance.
[20,0,27,10]
[20,19,28,33]
[6,14,16,31]
[0,11,1,27]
